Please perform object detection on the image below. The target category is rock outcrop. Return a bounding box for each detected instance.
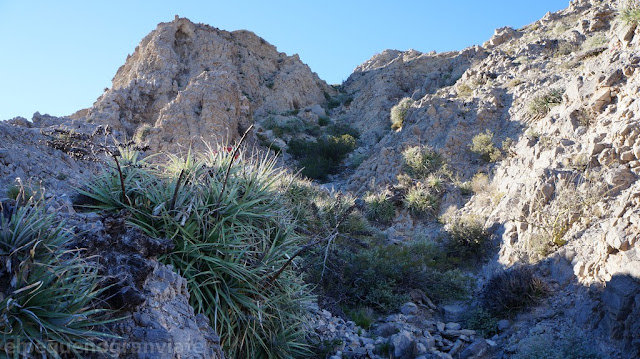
[83,17,333,152]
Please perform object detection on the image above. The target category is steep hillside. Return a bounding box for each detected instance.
[331,0,640,356]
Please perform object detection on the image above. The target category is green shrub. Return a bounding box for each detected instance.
[349,152,368,169]
[404,184,439,217]
[390,97,413,130]
[513,327,603,359]
[308,238,470,313]
[364,190,395,225]
[402,145,442,179]
[426,174,445,193]
[582,34,608,51]
[0,200,113,357]
[82,147,313,359]
[465,307,499,337]
[327,122,359,139]
[288,134,357,180]
[278,175,322,230]
[134,124,152,142]
[318,116,330,126]
[312,191,370,235]
[470,130,501,162]
[6,180,37,204]
[445,215,490,262]
[257,133,282,154]
[528,88,564,117]
[480,267,548,316]
[457,84,473,97]
[470,172,490,193]
[345,307,376,329]
[621,2,640,25]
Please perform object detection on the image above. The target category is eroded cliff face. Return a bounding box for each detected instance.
[84,17,333,152]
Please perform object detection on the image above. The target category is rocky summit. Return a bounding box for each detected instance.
[2,0,640,358]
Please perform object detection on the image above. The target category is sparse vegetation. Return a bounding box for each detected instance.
[522,173,606,260]
[318,116,330,126]
[288,134,357,180]
[457,83,473,97]
[513,326,604,359]
[507,78,524,88]
[134,124,152,142]
[481,267,548,315]
[528,88,564,117]
[402,145,442,179]
[364,190,396,225]
[390,97,413,130]
[470,130,501,162]
[555,41,578,57]
[582,34,608,51]
[525,128,541,141]
[445,214,490,262]
[310,237,471,313]
[345,307,376,329]
[471,172,490,194]
[621,1,640,25]
[465,307,499,337]
[404,184,439,217]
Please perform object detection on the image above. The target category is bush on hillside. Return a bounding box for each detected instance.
[404,184,439,217]
[480,267,548,316]
[288,134,357,180]
[528,88,564,117]
[445,215,491,263]
[402,145,442,179]
[390,97,413,130]
[621,1,640,25]
[82,145,313,359]
[307,238,471,313]
[364,190,396,225]
[469,130,501,162]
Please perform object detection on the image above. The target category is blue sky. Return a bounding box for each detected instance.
[0,0,569,120]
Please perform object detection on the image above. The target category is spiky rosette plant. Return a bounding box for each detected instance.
[81,143,313,358]
[0,200,113,358]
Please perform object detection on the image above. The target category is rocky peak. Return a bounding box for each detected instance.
[84,16,333,151]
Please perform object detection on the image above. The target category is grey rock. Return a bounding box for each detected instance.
[390,330,414,359]
[601,274,640,342]
[443,304,467,322]
[376,322,400,337]
[460,338,489,359]
[497,319,510,332]
[307,104,326,117]
[445,322,461,331]
[401,302,419,315]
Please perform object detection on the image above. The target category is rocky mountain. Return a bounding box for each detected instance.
[2,0,640,358]
[84,16,334,152]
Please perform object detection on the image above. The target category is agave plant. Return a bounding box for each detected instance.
[0,201,114,358]
[81,145,313,358]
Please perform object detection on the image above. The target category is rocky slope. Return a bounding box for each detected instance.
[333,0,640,356]
[2,0,640,358]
